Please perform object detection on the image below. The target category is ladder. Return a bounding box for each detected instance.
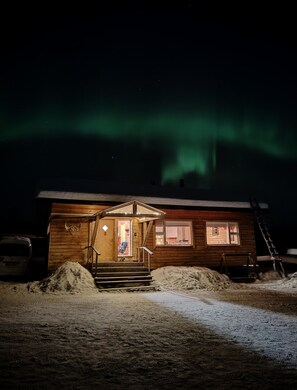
[250,198,286,278]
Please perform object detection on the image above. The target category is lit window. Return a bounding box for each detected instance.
[155,221,193,246]
[117,220,132,256]
[206,222,240,245]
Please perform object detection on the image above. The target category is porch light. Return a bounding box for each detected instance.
[102,225,108,232]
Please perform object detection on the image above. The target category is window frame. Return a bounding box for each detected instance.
[206,221,240,246]
[155,220,194,247]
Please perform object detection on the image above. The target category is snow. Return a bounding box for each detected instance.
[287,248,297,255]
[27,261,97,294]
[254,270,297,292]
[152,266,239,291]
[0,263,297,389]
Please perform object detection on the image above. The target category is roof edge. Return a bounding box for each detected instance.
[37,190,268,210]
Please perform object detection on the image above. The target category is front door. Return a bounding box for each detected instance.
[95,219,115,261]
[93,218,135,261]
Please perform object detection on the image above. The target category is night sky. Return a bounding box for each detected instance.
[0,3,296,249]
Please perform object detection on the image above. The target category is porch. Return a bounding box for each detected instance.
[50,200,165,289]
[89,260,154,290]
[86,244,155,290]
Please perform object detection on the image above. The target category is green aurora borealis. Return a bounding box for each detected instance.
[1,107,296,185]
[0,4,297,247]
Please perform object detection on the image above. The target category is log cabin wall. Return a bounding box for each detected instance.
[48,202,256,271]
[48,203,143,268]
[51,203,106,215]
[132,219,141,260]
[48,203,107,270]
[145,208,256,270]
[48,219,89,270]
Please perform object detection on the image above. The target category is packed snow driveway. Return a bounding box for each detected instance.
[145,291,297,366]
[1,288,297,389]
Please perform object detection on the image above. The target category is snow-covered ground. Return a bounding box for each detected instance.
[0,263,296,389]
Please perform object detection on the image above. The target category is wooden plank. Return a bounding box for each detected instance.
[142,220,153,246]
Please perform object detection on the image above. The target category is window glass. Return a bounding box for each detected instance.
[117,220,132,256]
[206,222,240,245]
[156,221,193,246]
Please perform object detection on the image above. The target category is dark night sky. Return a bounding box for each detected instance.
[0,3,296,249]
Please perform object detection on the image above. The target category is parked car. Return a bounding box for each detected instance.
[0,236,32,276]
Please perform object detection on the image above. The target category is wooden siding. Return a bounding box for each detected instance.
[48,219,90,270]
[48,203,257,271]
[48,203,142,269]
[48,203,108,270]
[51,203,107,215]
[132,219,141,260]
[145,208,257,270]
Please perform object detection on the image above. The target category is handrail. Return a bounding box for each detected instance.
[220,252,259,279]
[85,245,100,274]
[139,246,153,255]
[137,246,153,272]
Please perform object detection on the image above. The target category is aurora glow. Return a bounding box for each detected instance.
[1,4,296,189]
[0,3,296,252]
[1,108,296,185]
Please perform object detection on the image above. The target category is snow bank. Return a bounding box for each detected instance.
[254,270,297,291]
[28,261,97,294]
[2,263,295,296]
[152,266,235,291]
[258,270,297,288]
[287,248,297,255]
[282,272,297,288]
[258,270,282,281]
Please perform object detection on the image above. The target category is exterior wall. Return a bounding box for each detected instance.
[48,203,107,270]
[48,219,89,271]
[48,202,256,271]
[145,208,256,270]
[51,203,106,215]
[132,219,141,260]
[48,203,142,269]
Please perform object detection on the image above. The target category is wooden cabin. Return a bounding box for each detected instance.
[37,190,265,273]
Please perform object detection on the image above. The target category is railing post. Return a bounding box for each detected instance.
[84,245,101,274]
[147,253,150,272]
[138,246,153,271]
[95,252,98,275]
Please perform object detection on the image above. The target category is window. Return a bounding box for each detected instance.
[117,220,132,256]
[155,221,193,246]
[206,222,240,245]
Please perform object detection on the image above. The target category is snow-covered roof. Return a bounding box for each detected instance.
[37,190,268,210]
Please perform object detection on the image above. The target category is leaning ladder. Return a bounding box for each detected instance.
[250,198,286,278]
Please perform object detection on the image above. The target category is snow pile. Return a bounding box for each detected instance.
[257,270,297,288]
[254,270,297,291]
[287,248,297,255]
[152,266,235,291]
[258,270,282,281]
[28,261,97,294]
[282,272,297,288]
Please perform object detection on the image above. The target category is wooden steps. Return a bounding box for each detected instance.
[91,261,153,290]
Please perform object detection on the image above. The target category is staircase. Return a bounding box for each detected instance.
[91,261,154,291]
[250,198,286,278]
